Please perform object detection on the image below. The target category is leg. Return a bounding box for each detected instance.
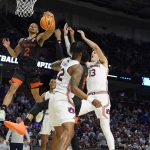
[3,83,20,107]
[57,122,75,150]
[0,83,20,121]
[31,88,43,103]
[99,117,115,150]
[10,143,17,150]
[94,95,115,150]
[16,143,23,150]
[78,100,95,116]
[41,134,48,150]
[71,132,80,150]
[51,126,63,150]
[24,100,49,126]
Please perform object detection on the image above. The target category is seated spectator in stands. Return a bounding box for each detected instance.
[0,135,9,150]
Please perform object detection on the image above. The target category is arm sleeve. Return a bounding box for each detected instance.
[6,130,12,141]
[64,35,72,57]
[55,41,64,60]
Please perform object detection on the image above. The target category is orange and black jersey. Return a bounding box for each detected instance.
[18,37,41,67]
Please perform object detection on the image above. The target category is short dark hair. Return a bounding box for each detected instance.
[70,41,88,54]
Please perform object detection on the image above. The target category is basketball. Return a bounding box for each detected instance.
[40,14,55,30]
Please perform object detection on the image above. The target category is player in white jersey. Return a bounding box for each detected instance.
[49,41,101,150]
[76,30,115,150]
[39,79,56,150]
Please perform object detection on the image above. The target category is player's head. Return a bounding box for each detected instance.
[91,50,99,62]
[28,23,39,34]
[16,117,22,123]
[49,79,56,91]
[70,41,88,60]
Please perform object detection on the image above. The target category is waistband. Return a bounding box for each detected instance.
[88,91,108,95]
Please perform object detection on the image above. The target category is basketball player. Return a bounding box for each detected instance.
[40,79,56,150]
[41,41,100,150]
[0,11,55,121]
[64,27,115,150]
[76,30,115,150]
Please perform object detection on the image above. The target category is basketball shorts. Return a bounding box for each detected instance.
[48,92,75,127]
[79,94,111,119]
[40,113,55,135]
[10,66,42,88]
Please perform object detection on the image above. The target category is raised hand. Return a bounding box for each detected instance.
[68,27,75,37]
[2,38,10,49]
[43,11,54,17]
[64,23,69,36]
[92,99,101,108]
[77,30,86,39]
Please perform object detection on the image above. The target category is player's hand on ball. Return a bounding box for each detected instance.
[92,99,101,108]
[43,11,54,17]
[77,30,86,39]
[2,38,10,49]
[64,23,69,36]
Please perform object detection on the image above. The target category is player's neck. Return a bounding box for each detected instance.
[71,55,81,62]
[49,89,53,93]
[28,33,37,39]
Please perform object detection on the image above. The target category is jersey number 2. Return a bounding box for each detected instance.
[24,48,30,56]
[57,68,65,81]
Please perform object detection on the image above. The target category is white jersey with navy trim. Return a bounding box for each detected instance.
[87,62,108,93]
[54,57,79,98]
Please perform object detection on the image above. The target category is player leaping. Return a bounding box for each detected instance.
[0,11,55,121]
[77,30,115,150]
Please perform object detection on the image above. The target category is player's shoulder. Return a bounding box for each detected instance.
[18,38,24,44]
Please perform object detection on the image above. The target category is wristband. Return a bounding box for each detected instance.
[87,95,94,103]
[57,40,61,44]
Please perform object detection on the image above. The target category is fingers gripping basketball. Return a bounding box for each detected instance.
[40,12,55,30]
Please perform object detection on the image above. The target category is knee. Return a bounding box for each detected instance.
[62,127,74,139]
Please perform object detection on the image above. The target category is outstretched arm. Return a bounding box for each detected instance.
[50,60,62,72]
[64,23,72,57]
[55,29,65,59]
[68,27,75,43]
[69,64,101,108]
[78,30,108,68]
[37,11,55,47]
[2,38,22,58]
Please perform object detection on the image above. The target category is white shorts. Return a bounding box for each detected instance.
[40,114,55,135]
[48,92,75,127]
[79,94,111,119]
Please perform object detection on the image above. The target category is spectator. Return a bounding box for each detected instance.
[0,135,9,150]
[6,117,30,150]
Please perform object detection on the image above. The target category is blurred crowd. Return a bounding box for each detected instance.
[0,14,150,77]
[0,83,150,150]
[0,13,150,150]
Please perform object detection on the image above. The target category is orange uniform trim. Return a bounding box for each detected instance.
[75,117,78,124]
[10,77,23,85]
[30,82,43,89]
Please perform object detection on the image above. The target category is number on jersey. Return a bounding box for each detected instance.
[24,48,30,56]
[89,69,96,77]
[57,68,65,81]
